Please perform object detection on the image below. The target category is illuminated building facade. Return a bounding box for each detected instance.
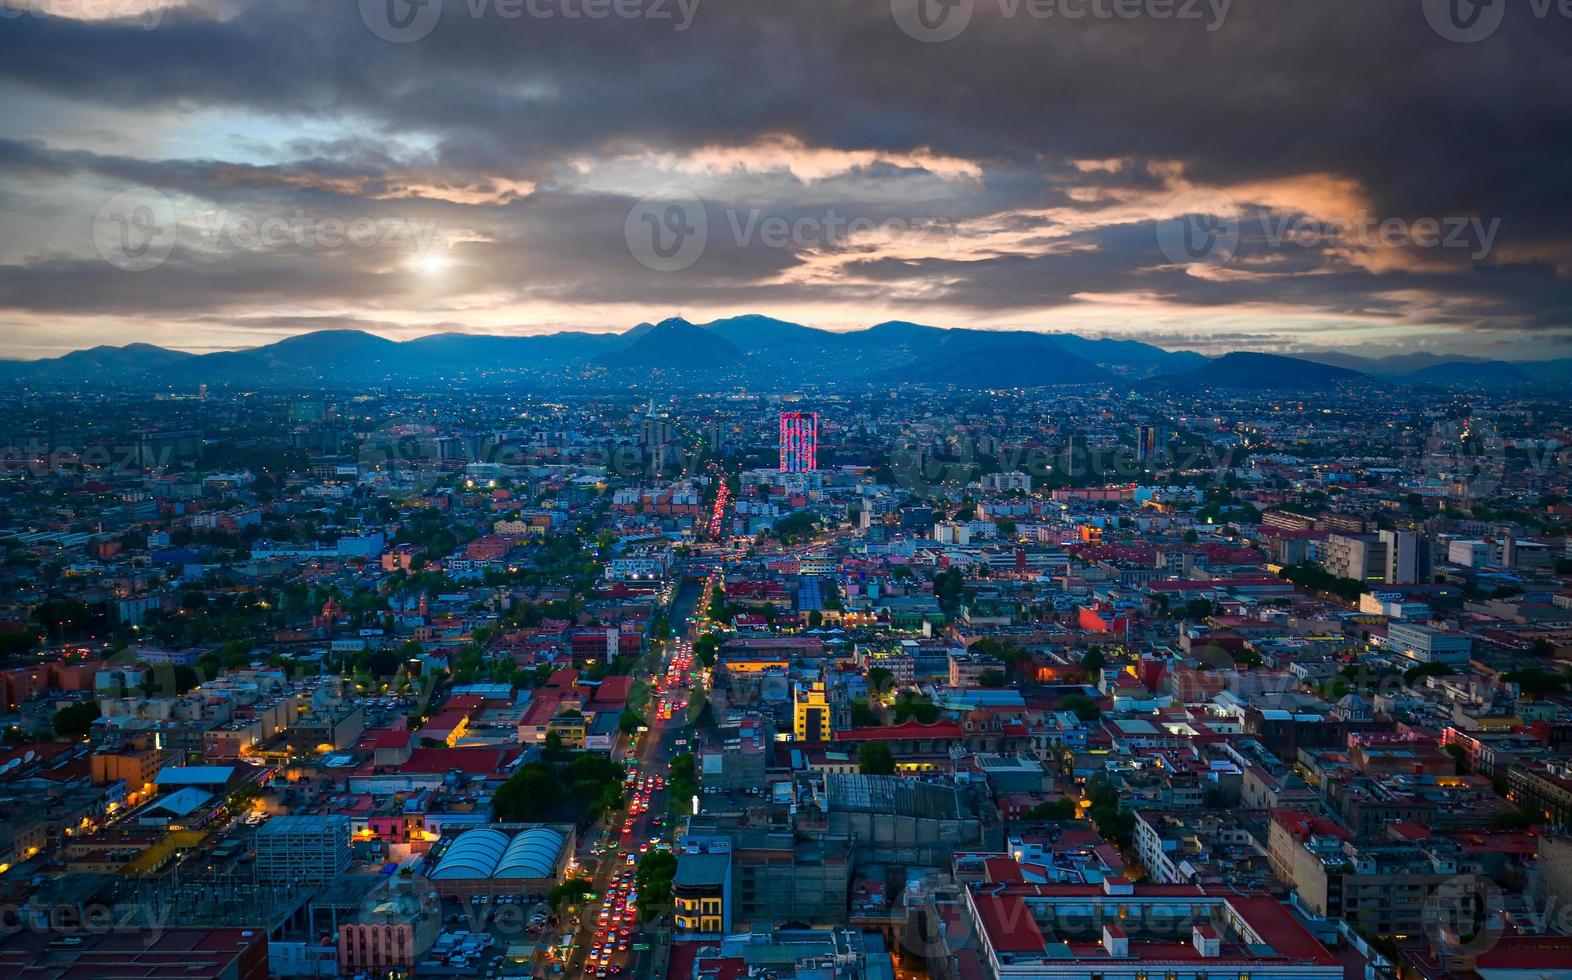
[779,412,818,473]
[1136,423,1164,464]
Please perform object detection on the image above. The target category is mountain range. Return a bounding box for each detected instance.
[2,316,1568,391]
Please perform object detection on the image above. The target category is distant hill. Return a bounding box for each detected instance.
[871,335,1114,387]
[404,331,620,365]
[157,329,403,384]
[1296,351,1481,376]
[699,314,833,352]
[0,342,194,382]
[1520,358,1572,384]
[1045,334,1208,376]
[595,317,742,370]
[1163,351,1368,390]
[5,318,1567,390]
[1404,360,1534,387]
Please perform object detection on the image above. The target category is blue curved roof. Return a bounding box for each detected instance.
[430,828,509,879]
[494,828,565,879]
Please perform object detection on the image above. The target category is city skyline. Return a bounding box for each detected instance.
[4,3,1572,978]
[2,1,1570,359]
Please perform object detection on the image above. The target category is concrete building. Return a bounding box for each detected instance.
[255,814,351,884]
[1387,622,1474,666]
[822,773,999,867]
[1322,533,1386,583]
[1378,529,1433,584]
[673,836,733,936]
[681,818,852,929]
[287,704,365,755]
[1447,539,1490,567]
[961,878,1343,980]
[794,682,832,743]
[1267,809,1470,937]
[675,928,894,980]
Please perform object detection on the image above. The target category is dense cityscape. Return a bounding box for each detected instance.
[4,1,1572,979]
[0,337,1568,980]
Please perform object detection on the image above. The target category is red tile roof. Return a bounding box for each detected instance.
[591,675,632,704]
[834,720,965,741]
[972,894,1046,955]
[398,746,518,775]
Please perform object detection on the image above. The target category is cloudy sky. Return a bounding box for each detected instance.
[0,0,1568,359]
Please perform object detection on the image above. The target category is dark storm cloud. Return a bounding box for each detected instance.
[0,0,1570,345]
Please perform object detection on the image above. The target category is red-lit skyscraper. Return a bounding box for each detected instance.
[779,412,818,473]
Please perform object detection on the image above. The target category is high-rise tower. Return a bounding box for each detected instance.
[779,412,818,473]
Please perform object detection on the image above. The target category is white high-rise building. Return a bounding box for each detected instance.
[1378,530,1432,584]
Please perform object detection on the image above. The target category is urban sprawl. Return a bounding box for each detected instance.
[3,378,1572,980]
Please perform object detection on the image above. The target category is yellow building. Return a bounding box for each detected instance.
[547,713,587,749]
[90,748,162,790]
[672,842,731,935]
[723,656,788,675]
[794,682,832,744]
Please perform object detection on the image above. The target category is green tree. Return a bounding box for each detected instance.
[893,693,940,725]
[859,742,896,775]
[933,567,965,616]
[1059,694,1101,722]
[619,707,646,735]
[772,511,820,544]
[1080,646,1106,675]
[694,633,720,668]
[1025,798,1077,821]
[977,668,1007,688]
[52,701,101,738]
[1085,773,1135,845]
[1403,662,1455,686]
[493,763,561,820]
[1501,667,1571,699]
[635,851,678,923]
[849,698,881,727]
[1279,563,1368,603]
[667,752,698,814]
[866,666,895,696]
[548,877,596,913]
